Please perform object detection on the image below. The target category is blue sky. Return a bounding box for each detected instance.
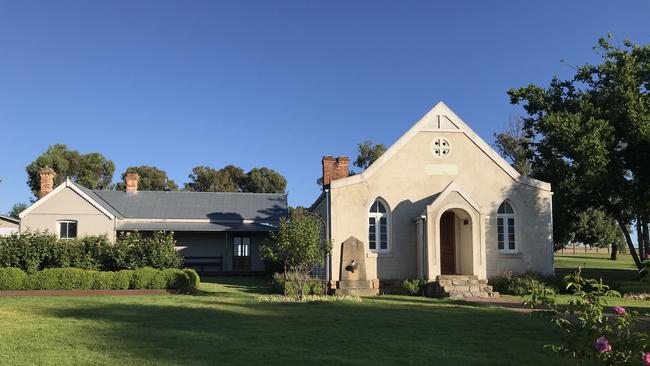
[1,1,649,212]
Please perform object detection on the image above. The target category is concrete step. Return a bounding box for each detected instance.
[333,288,378,296]
[428,275,500,299]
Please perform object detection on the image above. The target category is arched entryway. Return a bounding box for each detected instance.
[439,208,474,275]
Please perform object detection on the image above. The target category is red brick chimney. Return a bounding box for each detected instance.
[322,156,350,187]
[38,167,56,198]
[125,173,139,193]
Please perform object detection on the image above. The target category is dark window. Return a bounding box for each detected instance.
[59,221,77,239]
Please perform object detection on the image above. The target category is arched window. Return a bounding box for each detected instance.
[369,199,390,253]
[497,202,516,253]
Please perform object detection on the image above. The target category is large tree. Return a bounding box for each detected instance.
[115,166,178,191]
[7,203,28,219]
[183,165,246,192]
[184,165,286,193]
[508,35,650,268]
[493,117,532,176]
[244,167,287,193]
[26,144,114,196]
[354,140,387,170]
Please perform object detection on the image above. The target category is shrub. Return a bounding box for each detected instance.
[0,231,183,272]
[0,267,27,290]
[525,268,649,365]
[0,267,198,291]
[402,278,427,296]
[272,272,325,297]
[112,270,134,290]
[489,271,553,296]
[183,268,200,291]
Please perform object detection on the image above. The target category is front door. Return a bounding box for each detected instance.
[232,236,251,272]
[440,212,456,275]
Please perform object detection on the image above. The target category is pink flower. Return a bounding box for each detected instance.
[643,352,650,366]
[612,306,626,315]
[594,337,611,353]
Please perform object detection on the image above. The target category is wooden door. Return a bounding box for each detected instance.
[440,212,456,275]
[233,236,251,272]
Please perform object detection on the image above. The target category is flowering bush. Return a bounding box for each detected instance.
[525,267,649,365]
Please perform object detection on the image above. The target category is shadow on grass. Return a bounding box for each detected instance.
[40,290,564,366]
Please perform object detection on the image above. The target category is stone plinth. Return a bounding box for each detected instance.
[334,236,378,296]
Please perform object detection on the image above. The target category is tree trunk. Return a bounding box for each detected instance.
[610,243,618,260]
[283,261,287,297]
[636,216,645,261]
[618,219,643,269]
[641,217,650,261]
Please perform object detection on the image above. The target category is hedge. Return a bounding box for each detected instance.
[0,267,200,293]
[0,231,183,273]
[271,272,326,297]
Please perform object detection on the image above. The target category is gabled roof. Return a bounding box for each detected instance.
[19,179,288,224]
[19,178,116,219]
[331,102,551,191]
[423,181,483,216]
[0,214,19,225]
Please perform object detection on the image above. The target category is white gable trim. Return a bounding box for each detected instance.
[19,178,115,220]
[331,102,551,192]
[427,181,483,214]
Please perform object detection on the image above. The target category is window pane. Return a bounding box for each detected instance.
[68,223,77,238]
[234,237,241,245]
[60,223,67,238]
[497,218,504,249]
[379,217,387,249]
[377,201,386,213]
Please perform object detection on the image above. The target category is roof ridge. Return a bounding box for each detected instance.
[92,190,286,196]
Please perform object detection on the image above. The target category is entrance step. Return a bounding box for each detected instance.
[427,275,499,299]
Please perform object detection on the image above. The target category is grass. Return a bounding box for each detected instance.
[0,276,563,366]
[554,252,650,294]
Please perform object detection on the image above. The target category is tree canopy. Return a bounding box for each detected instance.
[508,35,650,267]
[25,144,115,196]
[7,203,28,219]
[354,140,387,170]
[184,165,286,193]
[493,117,532,176]
[115,166,178,191]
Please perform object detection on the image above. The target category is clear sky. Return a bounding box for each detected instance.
[1,1,649,213]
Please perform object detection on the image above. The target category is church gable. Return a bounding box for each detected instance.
[331,102,550,192]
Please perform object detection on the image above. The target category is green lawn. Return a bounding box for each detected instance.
[0,276,563,366]
[554,252,649,294]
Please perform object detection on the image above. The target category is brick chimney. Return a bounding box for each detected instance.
[38,167,56,198]
[125,173,139,193]
[322,156,350,187]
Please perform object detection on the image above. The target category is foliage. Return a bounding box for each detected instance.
[183,268,201,290]
[261,211,331,299]
[271,272,325,297]
[115,165,178,191]
[402,278,427,296]
[184,165,287,193]
[0,268,28,290]
[7,203,28,219]
[490,271,555,296]
[508,35,650,268]
[0,231,183,273]
[525,268,649,365]
[354,140,386,171]
[0,267,198,292]
[244,167,287,193]
[493,117,532,176]
[25,144,115,196]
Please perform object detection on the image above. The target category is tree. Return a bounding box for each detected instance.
[183,165,246,192]
[354,140,387,170]
[493,117,532,176]
[115,166,178,191]
[184,165,288,193]
[7,203,28,219]
[508,35,650,269]
[244,167,287,193]
[25,144,114,196]
[260,209,331,299]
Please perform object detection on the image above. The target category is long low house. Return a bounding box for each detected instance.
[0,214,19,236]
[19,171,288,274]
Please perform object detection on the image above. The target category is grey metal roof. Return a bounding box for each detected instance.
[116,222,277,232]
[0,214,19,225]
[72,182,288,223]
